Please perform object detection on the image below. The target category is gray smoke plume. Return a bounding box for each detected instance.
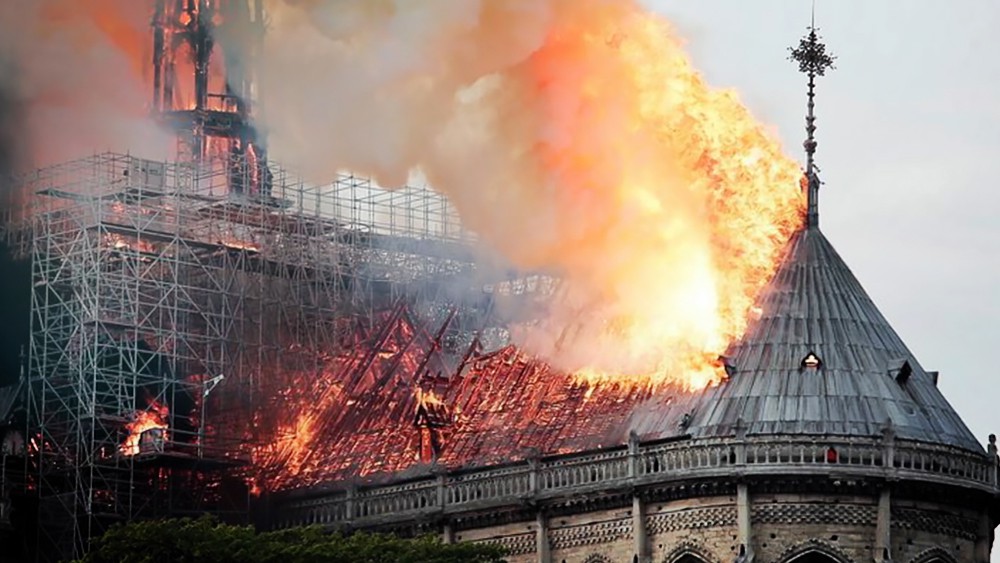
[0,51,26,217]
[244,0,805,387]
[0,0,172,218]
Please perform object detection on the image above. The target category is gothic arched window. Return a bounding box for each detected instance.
[662,541,717,563]
[908,547,958,563]
[778,541,854,563]
[789,553,842,563]
[664,550,712,563]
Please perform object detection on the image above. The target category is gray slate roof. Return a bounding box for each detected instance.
[676,225,982,452]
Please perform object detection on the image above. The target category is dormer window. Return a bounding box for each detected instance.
[801,352,822,370]
[888,358,913,384]
[717,355,736,377]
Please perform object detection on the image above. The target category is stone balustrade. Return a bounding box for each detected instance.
[273,435,1000,529]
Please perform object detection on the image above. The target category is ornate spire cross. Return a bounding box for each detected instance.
[789,8,835,228]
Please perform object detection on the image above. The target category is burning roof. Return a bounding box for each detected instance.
[251,220,985,495]
[249,305,687,492]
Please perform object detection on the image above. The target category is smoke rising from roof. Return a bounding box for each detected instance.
[0,1,805,388]
[0,51,25,212]
[0,0,172,211]
[250,0,805,387]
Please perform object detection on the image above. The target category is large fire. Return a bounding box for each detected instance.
[259,1,806,390]
[3,2,804,391]
[4,1,810,492]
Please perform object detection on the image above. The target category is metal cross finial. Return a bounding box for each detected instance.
[789,3,836,228]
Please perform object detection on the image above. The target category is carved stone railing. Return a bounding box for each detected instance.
[273,435,1000,529]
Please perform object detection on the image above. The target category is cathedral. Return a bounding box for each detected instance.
[0,7,995,563]
[268,25,1000,563]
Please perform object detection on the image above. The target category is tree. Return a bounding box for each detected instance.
[75,516,507,563]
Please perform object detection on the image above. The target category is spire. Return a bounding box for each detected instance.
[789,3,835,228]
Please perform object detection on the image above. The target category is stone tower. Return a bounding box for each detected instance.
[272,22,1000,563]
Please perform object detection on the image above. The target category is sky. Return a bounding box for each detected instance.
[650,1,1000,556]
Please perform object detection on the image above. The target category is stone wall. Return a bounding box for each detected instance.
[454,492,986,563]
[459,521,539,563]
[646,495,739,563]
[548,507,633,563]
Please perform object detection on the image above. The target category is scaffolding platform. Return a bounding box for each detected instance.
[0,151,503,560]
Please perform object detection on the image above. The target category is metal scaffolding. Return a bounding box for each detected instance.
[14,152,488,560]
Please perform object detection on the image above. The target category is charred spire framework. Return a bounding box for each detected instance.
[152,0,272,197]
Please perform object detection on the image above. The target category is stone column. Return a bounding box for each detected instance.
[536,512,550,563]
[988,434,998,488]
[874,487,892,561]
[975,511,992,563]
[345,485,357,522]
[628,431,640,478]
[442,522,455,545]
[985,435,1000,563]
[737,483,752,559]
[633,495,650,563]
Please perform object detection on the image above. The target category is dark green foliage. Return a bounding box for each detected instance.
[74,516,507,563]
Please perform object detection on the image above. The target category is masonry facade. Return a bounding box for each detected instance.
[272,430,1000,563]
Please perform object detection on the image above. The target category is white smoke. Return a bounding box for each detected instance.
[0,0,172,179]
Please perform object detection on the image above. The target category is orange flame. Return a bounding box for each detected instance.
[120,400,169,457]
[500,4,804,390]
[258,1,805,391]
[415,388,445,411]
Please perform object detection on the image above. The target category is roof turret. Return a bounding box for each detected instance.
[687,227,982,452]
[676,18,982,453]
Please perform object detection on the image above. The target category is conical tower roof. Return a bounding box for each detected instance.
[675,21,983,454]
[684,224,982,452]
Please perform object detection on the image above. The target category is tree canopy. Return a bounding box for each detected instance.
[74,516,507,563]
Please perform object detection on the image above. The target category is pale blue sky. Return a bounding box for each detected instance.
[648,0,999,552]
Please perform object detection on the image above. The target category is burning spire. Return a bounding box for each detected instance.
[151,0,272,196]
[789,4,837,228]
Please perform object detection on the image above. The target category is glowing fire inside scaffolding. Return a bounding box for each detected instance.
[119,400,169,457]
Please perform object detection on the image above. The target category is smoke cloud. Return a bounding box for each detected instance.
[254,0,805,387]
[0,1,804,388]
[0,0,172,214]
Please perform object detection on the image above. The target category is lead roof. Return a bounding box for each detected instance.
[670,225,982,451]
